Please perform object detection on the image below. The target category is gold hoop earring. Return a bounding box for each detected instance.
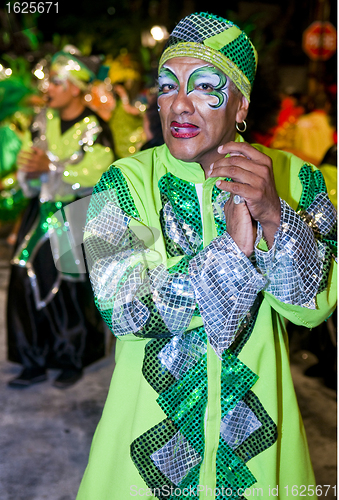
[235,120,247,133]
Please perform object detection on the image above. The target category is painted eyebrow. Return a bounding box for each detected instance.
[189,66,225,79]
[187,66,228,108]
[159,64,221,81]
[158,66,179,80]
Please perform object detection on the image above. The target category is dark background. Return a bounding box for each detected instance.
[1,0,337,143]
[1,0,337,86]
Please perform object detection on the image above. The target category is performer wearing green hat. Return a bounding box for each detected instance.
[7,50,114,388]
[77,13,336,499]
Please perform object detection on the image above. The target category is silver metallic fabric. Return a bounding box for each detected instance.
[255,198,328,308]
[297,191,337,237]
[220,400,262,449]
[84,187,333,348]
[212,190,230,220]
[84,199,196,336]
[150,265,196,336]
[85,202,152,334]
[163,201,202,256]
[85,201,131,247]
[18,110,102,202]
[189,233,267,356]
[151,431,202,486]
[158,331,207,379]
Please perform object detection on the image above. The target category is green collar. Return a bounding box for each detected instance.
[156,133,244,184]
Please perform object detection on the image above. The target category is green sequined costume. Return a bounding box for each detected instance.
[7,107,114,371]
[77,136,337,500]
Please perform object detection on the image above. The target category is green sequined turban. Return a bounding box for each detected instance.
[159,12,258,102]
[51,51,96,92]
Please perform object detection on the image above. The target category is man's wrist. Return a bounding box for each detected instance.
[260,207,281,248]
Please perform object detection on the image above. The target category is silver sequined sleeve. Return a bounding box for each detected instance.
[255,195,336,309]
[85,196,268,349]
[84,198,197,337]
[189,233,267,356]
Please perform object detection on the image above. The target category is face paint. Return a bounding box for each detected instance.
[158,67,179,97]
[187,66,228,109]
[158,64,229,110]
[158,57,243,170]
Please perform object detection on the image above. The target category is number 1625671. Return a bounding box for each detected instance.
[6,2,59,14]
[284,485,336,496]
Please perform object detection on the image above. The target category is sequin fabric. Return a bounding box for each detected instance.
[159,173,203,258]
[83,152,335,499]
[212,190,230,222]
[298,192,337,246]
[12,201,68,310]
[159,12,257,101]
[220,400,262,449]
[30,110,103,203]
[152,345,260,495]
[296,164,337,294]
[233,391,277,464]
[85,200,130,246]
[84,179,196,337]
[189,233,267,356]
[158,331,207,379]
[149,265,196,336]
[134,320,276,497]
[297,164,337,257]
[151,431,202,486]
[255,199,325,308]
[139,328,277,493]
[162,201,202,256]
[131,419,187,497]
[84,200,150,317]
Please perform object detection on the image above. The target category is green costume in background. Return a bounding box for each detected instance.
[0,125,29,222]
[0,76,36,222]
[77,136,337,499]
[109,101,145,159]
[7,106,114,371]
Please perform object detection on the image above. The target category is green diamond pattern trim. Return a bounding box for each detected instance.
[159,173,203,258]
[297,164,337,293]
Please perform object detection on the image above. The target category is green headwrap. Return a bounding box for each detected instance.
[159,12,258,102]
[50,51,96,92]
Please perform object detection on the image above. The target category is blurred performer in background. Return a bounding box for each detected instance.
[7,50,114,388]
[292,92,335,166]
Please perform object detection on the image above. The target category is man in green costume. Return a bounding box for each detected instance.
[7,50,114,388]
[77,12,337,499]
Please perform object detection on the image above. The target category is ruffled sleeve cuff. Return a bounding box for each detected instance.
[189,233,267,355]
[255,198,324,309]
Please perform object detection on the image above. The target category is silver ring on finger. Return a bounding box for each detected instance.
[233,195,245,204]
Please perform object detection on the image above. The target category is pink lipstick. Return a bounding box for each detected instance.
[170,121,200,138]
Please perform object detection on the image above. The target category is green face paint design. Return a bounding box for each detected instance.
[158,67,179,97]
[158,64,229,111]
[187,66,228,109]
